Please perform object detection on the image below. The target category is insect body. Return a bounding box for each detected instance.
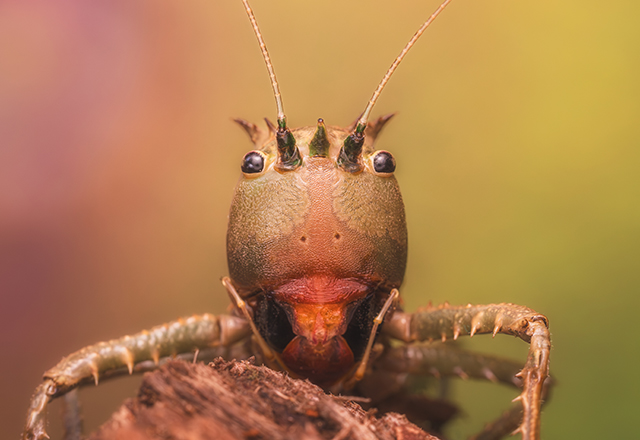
[23,1,551,439]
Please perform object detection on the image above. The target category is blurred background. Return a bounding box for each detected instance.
[1,0,638,439]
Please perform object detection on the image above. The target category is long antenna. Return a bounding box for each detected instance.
[241,0,300,170]
[241,0,286,127]
[356,0,454,133]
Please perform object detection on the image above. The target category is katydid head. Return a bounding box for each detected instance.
[225,0,453,386]
[228,115,406,288]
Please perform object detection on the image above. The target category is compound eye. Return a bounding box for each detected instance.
[372,150,396,174]
[241,151,265,174]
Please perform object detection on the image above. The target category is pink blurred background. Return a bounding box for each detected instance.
[2,1,639,439]
[1,1,242,437]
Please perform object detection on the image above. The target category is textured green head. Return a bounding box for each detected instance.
[226,116,407,296]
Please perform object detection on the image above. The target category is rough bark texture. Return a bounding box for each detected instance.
[86,358,441,440]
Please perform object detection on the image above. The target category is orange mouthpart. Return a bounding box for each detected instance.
[281,335,354,385]
[272,275,372,385]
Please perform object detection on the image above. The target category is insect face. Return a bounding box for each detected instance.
[227,119,407,384]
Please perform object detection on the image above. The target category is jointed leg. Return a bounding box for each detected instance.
[378,342,524,385]
[383,303,551,440]
[377,342,552,440]
[23,313,250,440]
[344,288,399,389]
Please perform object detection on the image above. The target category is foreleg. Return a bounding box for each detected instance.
[377,342,552,440]
[23,313,250,440]
[383,303,550,440]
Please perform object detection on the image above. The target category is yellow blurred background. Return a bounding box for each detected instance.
[1,0,638,439]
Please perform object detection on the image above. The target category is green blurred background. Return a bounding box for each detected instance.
[1,0,638,439]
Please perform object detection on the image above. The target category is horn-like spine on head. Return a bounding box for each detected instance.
[338,0,455,173]
[241,0,301,171]
[309,119,331,157]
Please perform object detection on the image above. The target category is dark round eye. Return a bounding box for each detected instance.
[241,151,265,174]
[372,151,396,173]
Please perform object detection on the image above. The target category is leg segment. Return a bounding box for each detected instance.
[62,389,82,440]
[378,342,524,386]
[383,303,551,440]
[23,313,250,440]
[376,342,552,440]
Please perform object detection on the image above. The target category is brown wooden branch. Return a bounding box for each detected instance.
[86,358,442,440]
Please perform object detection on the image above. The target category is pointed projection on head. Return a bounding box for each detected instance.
[344,112,394,140]
[264,118,277,136]
[367,113,395,141]
[233,118,264,145]
[309,119,331,157]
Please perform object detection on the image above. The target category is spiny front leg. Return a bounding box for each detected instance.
[23,313,250,440]
[376,342,553,440]
[384,303,551,440]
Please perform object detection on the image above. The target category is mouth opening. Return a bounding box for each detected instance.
[255,292,383,362]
